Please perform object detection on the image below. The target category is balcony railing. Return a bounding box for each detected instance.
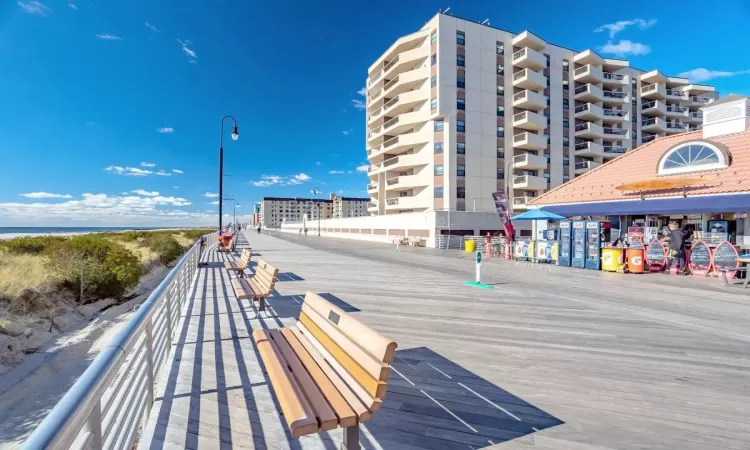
[513,196,535,205]
[383,56,399,73]
[692,96,712,104]
[603,90,626,99]
[367,202,377,208]
[513,91,527,101]
[603,72,624,81]
[642,101,656,110]
[666,105,686,113]
[386,177,399,186]
[574,161,591,170]
[575,123,590,132]
[689,112,703,119]
[513,153,536,163]
[513,132,533,142]
[603,127,627,135]
[574,85,589,94]
[369,89,382,104]
[666,89,686,98]
[513,48,526,59]
[383,156,399,167]
[383,76,399,91]
[575,141,593,150]
[384,136,399,147]
[368,163,380,172]
[369,71,382,86]
[384,96,399,109]
[603,145,626,154]
[513,111,528,121]
[642,84,658,93]
[642,118,657,126]
[574,66,588,76]
[384,116,399,129]
[666,122,687,130]
[574,103,590,113]
[386,198,399,206]
[642,134,657,143]
[513,69,529,80]
[367,183,377,190]
[603,109,625,117]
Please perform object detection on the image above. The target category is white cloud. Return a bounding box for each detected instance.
[209,201,220,206]
[17,1,50,16]
[594,18,657,38]
[351,99,366,110]
[249,173,312,187]
[155,170,171,176]
[105,165,153,176]
[96,33,123,41]
[156,127,174,133]
[355,164,369,173]
[145,22,158,32]
[316,161,321,165]
[172,169,184,174]
[357,87,366,97]
[677,68,750,83]
[67,2,77,10]
[204,192,219,198]
[328,170,345,174]
[599,40,650,57]
[342,129,353,136]
[177,39,197,59]
[130,189,159,197]
[173,186,179,189]
[140,162,156,167]
[20,192,72,199]
[292,173,311,182]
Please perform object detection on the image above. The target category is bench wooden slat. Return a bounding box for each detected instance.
[279,328,358,428]
[296,322,382,413]
[252,330,318,438]
[267,329,339,431]
[289,326,371,423]
[303,292,397,364]
[301,303,390,382]
[231,279,248,299]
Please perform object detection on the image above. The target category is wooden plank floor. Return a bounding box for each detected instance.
[140,232,750,450]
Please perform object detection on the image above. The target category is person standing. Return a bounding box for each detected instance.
[666,223,688,274]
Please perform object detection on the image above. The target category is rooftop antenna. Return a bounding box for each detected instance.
[444,7,451,15]
[481,18,490,25]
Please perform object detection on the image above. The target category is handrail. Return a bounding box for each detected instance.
[24,234,210,450]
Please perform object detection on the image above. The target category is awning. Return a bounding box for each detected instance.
[538,193,750,217]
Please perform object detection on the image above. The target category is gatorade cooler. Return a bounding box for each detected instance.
[465,240,476,253]
[627,247,645,274]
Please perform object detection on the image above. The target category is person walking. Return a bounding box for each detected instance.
[257,225,261,235]
[666,222,688,274]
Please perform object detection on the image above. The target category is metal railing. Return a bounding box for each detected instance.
[574,65,588,76]
[24,235,211,450]
[603,72,624,81]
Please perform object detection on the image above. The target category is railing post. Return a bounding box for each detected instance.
[84,399,103,449]
[145,319,155,418]
[165,286,173,348]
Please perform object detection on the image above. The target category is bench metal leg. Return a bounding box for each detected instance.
[341,425,360,450]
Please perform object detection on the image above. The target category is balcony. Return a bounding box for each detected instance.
[385,195,424,211]
[513,47,546,71]
[642,133,660,143]
[381,152,428,172]
[383,110,425,136]
[641,100,666,116]
[512,68,546,90]
[513,132,546,150]
[573,49,604,66]
[602,108,627,123]
[382,68,429,99]
[385,174,426,191]
[367,183,378,193]
[383,47,429,79]
[641,117,666,133]
[602,72,627,86]
[641,83,666,99]
[512,31,546,51]
[514,152,548,169]
[367,201,378,212]
[574,83,604,102]
[574,103,604,121]
[512,110,546,131]
[367,162,382,177]
[602,90,628,103]
[377,131,430,155]
[513,174,547,191]
[575,141,604,157]
[691,96,714,106]
[603,144,627,158]
[383,89,427,116]
[512,195,536,210]
[665,89,688,102]
[574,122,603,138]
[665,104,687,117]
[685,111,703,123]
[665,122,688,134]
[573,64,604,83]
[512,89,546,111]
[602,126,628,140]
[574,160,601,174]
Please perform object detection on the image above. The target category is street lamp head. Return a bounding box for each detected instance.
[231,125,239,141]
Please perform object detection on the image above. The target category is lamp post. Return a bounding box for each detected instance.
[219,116,239,234]
[312,187,321,236]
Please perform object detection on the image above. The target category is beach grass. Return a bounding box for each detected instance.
[0,252,61,310]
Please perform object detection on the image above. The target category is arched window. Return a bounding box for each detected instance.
[657,142,728,175]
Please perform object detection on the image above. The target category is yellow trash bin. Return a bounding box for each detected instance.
[465,240,475,253]
[601,247,624,272]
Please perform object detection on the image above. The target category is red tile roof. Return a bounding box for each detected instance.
[530,129,750,206]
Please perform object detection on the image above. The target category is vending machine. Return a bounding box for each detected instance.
[585,221,612,270]
[558,221,572,267]
[571,221,586,268]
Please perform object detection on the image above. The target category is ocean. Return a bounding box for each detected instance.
[0,227,175,240]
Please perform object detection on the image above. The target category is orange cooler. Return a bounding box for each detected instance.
[627,248,645,273]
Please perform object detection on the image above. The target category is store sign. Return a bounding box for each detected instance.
[713,241,739,280]
[646,240,667,272]
[688,240,712,277]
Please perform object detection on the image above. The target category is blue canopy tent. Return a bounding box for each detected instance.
[510,209,566,261]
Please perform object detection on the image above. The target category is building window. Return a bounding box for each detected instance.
[563,156,569,166]
[434,142,444,153]
[562,60,569,71]
[632,114,637,123]
[431,75,437,87]
[546,96,551,106]
[632,131,637,139]
[545,54,550,66]
[434,119,444,131]
[658,142,727,175]
[457,55,465,66]
[497,149,505,158]
[431,97,437,110]
[563,99,569,109]
[435,186,443,198]
[545,133,550,143]
[457,164,466,177]
[430,30,437,44]
[456,32,465,45]
[544,172,551,182]
[457,76,465,88]
[563,137,569,147]
[563,80,569,89]
[497,169,504,179]
[457,98,465,110]
[563,119,569,128]
[434,164,444,176]
[544,152,550,161]
[457,120,465,132]
[497,126,504,137]
[563,175,570,182]
[496,42,504,54]
[544,113,550,122]
[497,106,505,117]
[431,53,437,65]
[457,186,466,198]
[497,85,505,95]
[497,64,504,75]
[457,142,465,154]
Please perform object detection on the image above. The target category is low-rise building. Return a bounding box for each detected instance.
[259,194,370,228]
[332,195,370,218]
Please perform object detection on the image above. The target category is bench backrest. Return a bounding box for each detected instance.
[295,291,397,413]
[239,249,252,265]
[250,259,279,296]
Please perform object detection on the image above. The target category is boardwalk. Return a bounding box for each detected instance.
[140,232,750,450]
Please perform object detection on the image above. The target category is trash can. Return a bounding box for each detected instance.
[601,248,623,272]
[464,239,475,253]
[627,247,645,274]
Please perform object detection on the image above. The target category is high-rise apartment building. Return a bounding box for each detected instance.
[365,13,718,215]
[259,194,369,228]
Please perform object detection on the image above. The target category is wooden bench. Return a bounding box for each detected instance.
[224,248,252,277]
[407,236,424,247]
[231,260,279,317]
[252,291,397,450]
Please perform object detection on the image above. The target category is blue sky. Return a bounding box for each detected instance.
[1,0,749,226]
